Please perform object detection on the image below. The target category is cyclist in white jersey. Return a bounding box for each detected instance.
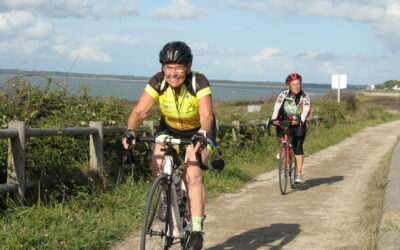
[271,73,311,183]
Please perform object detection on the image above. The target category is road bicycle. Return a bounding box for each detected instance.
[132,136,224,250]
[276,119,297,195]
[267,119,297,195]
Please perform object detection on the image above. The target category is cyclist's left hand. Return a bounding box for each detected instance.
[192,133,208,153]
[291,120,299,126]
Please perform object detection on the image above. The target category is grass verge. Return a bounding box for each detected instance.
[339,146,393,250]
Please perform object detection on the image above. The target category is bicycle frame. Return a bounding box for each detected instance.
[139,135,224,249]
[141,136,192,240]
[280,133,292,170]
[162,152,188,239]
[276,120,297,194]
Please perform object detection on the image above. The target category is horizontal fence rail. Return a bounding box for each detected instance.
[0,117,319,203]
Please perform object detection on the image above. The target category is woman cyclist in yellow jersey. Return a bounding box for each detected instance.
[122,41,214,250]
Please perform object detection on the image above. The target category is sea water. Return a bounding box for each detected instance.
[0,74,364,101]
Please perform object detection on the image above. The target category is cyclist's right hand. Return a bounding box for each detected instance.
[122,130,136,149]
[272,120,280,126]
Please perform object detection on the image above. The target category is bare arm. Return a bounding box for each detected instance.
[127,91,156,130]
[123,92,156,149]
[198,94,214,135]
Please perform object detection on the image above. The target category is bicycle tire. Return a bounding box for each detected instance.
[289,149,297,189]
[278,144,288,195]
[179,198,191,250]
[140,175,173,250]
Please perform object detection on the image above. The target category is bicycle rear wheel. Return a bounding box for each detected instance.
[278,145,289,195]
[289,149,297,188]
[140,175,173,250]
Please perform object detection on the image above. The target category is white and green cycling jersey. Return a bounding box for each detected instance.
[271,89,311,123]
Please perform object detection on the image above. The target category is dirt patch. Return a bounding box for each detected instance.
[361,92,400,98]
[111,120,400,250]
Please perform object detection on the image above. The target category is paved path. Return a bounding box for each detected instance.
[204,120,400,249]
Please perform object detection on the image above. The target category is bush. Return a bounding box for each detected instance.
[0,79,132,203]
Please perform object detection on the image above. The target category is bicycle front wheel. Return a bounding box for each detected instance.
[278,145,289,195]
[140,175,172,250]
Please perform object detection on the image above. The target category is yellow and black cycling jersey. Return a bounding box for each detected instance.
[145,71,212,131]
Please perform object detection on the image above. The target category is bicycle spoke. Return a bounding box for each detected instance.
[141,175,171,250]
[278,145,288,195]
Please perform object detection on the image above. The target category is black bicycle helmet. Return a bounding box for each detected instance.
[159,41,193,65]
[285,73,302,86]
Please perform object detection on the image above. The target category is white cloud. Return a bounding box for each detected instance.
[52,34,143,63]
[217,0,400,52]
[217,0,387,22]
[373,1,400,52]
[0,10,52,38]
[0,0,138,18]
[0,10,52,55]
[0,40,48,55]
[321,61,346,75]
[22,20,52,39]
[296,51,336,60]
[303,1,385,22]
[87,34,143,45]
[189,41,216,56]
[150,0,206,20]
[0,10,35,32]
[69,45,112,63]
[251,47,280,61]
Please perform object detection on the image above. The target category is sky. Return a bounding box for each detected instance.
[1,0,400,85]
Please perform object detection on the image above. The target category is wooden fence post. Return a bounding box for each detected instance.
[89,121,104,173]
[232,120,240,142]
[7,121,26,204]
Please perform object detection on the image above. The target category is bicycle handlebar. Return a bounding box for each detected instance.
[278,119,292,127]
[131,136,224,172]
[136,136,193,145]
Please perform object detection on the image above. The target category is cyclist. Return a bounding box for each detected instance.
[122,41,215,250]
[270,73,311,183]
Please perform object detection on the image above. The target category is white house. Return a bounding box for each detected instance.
[393,85,400,91]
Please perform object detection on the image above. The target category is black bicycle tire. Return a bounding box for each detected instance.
[278,144,288,195]
[179,197,190,250]
[140,175,171,250]
[289,148,296,188]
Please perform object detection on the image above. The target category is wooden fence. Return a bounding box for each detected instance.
[0,119,270,202]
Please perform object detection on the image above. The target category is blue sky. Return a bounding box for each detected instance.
[1,0,400,85]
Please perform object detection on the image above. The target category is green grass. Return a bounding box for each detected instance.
[0,177,150,249]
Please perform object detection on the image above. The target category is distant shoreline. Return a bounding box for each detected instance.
[0,69,365,89]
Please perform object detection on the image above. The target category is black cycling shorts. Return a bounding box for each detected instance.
[276,120,307,155]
